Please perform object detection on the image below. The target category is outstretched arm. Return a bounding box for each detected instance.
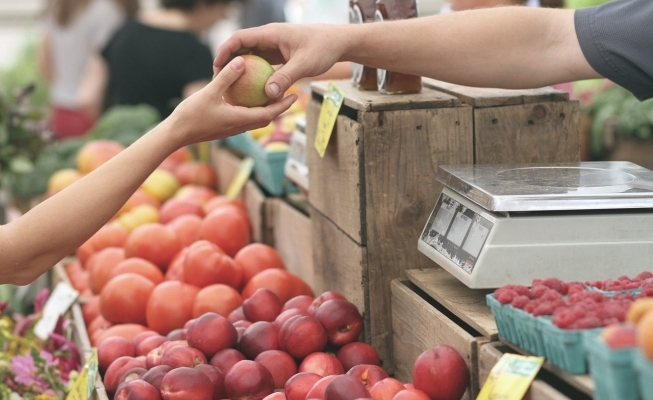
[214,7,600,99]
[0,57,297,285]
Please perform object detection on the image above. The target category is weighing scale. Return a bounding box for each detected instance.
[417,162,653,289]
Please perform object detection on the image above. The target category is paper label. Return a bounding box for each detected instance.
[34,282,79,340]
[314,82,345,158]
[66,349,98,400]
[476,354,544,400]
[226,157,254,200]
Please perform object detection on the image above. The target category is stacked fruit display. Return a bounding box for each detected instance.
[97,289,470,400]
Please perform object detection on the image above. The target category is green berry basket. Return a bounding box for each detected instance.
[635,350,653,400]
[486,294,519,345]
[539,318,601,374]
[513,309,547,356]
[585,332,639,400]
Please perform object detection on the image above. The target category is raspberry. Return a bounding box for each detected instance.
[568,292,584,304]
[533,303,555,316]
[643,288,653,297]
[602,317,620,326]
[637,272,653,281]
[618,275,631,282]
[574,316,603,329]
[553,309,575,329]
[542,278,564,293]
[541,289,563,302]
[530,285,548,299]
[532,278,542,287]
[586,291,605,303]
[625,282,641,290]
[511,295,530,310]
[496,290,515,305]
[524,303,537,314]
[513,286,531,297]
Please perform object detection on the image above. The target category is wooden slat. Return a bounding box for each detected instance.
[474,101,581,164]
[243,180,272,244]
[478,343,572,400]
[272,199,314,289]
[310,207,368,340]
[211,143,243,196]
[422,78,569,107]
[311,80,459,112]
[306,99,366,244]
[362,105,474,374]
[406,268,498,340]
[391,280,489,399]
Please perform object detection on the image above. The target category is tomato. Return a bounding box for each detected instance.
[242,269,314,304]
[76,240,95,268]
[200,207,251,257]
[88,315,112,336]
[146,281,200,335]
[202,198,248,224]
[100,273,155,325]
[193,284,243,318]
[111,258,164,285]
[89,224,129,252]
[94,324,150,346]
[184,241,242,289]
[164,147,193,165]
[124,223,181,270]
[234,243,286,285]
[117,189,161,216]
[166,214,202,248]
[82,296,101,325]
[159,198,204,224]
[88,247,126,294]
[165,248,188,282]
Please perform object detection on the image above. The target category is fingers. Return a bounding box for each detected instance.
[265,61,308,100]
[208,57,246,97]
[235,94,298,127]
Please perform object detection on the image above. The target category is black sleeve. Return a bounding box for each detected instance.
[180,42,215,85]
[574,0,653,101]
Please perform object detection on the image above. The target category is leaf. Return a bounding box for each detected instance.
[0,125,7,145]
[9,155,34,174]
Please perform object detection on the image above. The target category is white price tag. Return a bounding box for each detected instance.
[34,282,79,340]
[285,129,309,191]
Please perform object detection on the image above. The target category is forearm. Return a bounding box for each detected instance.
[0,118,180,285]
[340,7,599,88]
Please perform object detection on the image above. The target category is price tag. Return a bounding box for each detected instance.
[34,282,79,340]
[226,157,255,200]
[476,354,544,400]
[66,349,98,400]
[314,82,345,158]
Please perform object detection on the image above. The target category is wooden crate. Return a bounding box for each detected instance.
[391,279,490,400]
[306,80,580,373]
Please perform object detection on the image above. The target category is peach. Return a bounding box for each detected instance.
[640,311,653,360]
[278,316,327,359]
[174,185,217,205]
[308,292,346,316]
[88,247,125,294]
[223,55,275,108]
[337,342,380,371]
[229,306,247,323]
[255,350,298,389]
[234,320,252,329]
[118,189,161,217]
[115,379,161,400]
[124,223,181,269]
[243,288,283,322]
[210,348,247,376]
[200,207,251,258]
[161,367,214,400]
[627,298,653,324]
[324,375,370,400]
[225,360,276,400]
[392,389,430,400]
[264,393,288,400]
[160,198,204,224]
[240,321,280,359]
[167,214,203,248]
[601,323,638,348]
[76,140,124,174]
[315,300,363,347]
[135,335,167,357]
[187,313,238,359]
[46,168,82,197]
[346,365,389,389]
[142,169,180,203]
[98,337,135,374]
[167,329,184,341]
[104,356,146,396]
[174,161,217,188]
[274,309,311,330]
[282,296,314,313]
[184,240,242,289]
[299,352,344,377]
[111,258,164,285]
[306,375,338,400]
[142,365,173,392]
[132,331,159,349]
[284,372,322,400]
[116,367,147,388]
[412,346,469,400]
[195,364,227,400]
[161,345,207,369]
[370,379,405,400]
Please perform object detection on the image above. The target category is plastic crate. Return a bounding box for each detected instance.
[635,351,653,400]
[486,294,519,345]
[513,309,546,356]
[221,133,252,155]
[586,333,639,400]
[539,318,601,374]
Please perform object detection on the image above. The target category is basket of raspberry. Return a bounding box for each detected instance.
[585,271,653,297]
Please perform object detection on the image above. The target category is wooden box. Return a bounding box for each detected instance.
[306,80,580,372]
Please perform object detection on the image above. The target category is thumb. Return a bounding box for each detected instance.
[265,59,307,100]
[209,56,245,95]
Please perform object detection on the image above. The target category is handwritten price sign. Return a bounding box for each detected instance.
[314,82,345,158]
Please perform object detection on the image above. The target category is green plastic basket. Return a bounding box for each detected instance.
[586,333,639,400]
[635,351,653,400]
[540,318,600,374]
[486,294,519,345]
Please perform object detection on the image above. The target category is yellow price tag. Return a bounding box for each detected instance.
[226,157,255,200]
[476,354,544,400]
[314,82,345,158]
[66,349,98,400]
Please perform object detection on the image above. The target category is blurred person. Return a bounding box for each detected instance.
[241,0,287,29]
[0,56,297,286]
[38,0,138,139]
[78,0,239,121]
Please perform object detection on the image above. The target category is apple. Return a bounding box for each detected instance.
[412,346,469,400]
[243,288,283,322]
[195,364,227,400]
[210,348,247,376]
[315,300,363,347]
[308,292,347,316]
[254,350,298,389]
[274,309,311,330]
[324,375,370,400]
[135,335,167,357]
[187,312,238,359]
[283,296,315,313]
[160,345,207,369]
[278,316,328,359]
[223,55,275,108]
[98,337,135,374]
[225,360,276,400]
[104,356,146,396]
[369,378,405,400]
[284,372,322,400]
[115,379,161,400]
[306,375,338,400]
[240,321,280,359]
[601,324,638,348]
[299,352,344,377]
[346,365,389,389]
[337,342,380,372]
[161,367,214,400]
[142,365,173,392]
[229,306,247,323]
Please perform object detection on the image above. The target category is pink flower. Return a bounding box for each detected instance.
[11,354,38,387]
[34,289,50,313]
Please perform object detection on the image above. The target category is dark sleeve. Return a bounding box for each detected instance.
[574,0,653,101]
[180,42,214,84]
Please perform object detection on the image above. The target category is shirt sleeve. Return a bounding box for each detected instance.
[181,43,215,85]
[574,0,653,101]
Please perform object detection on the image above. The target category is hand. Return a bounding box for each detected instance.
[169,56,297,148]
[213,23,348,100]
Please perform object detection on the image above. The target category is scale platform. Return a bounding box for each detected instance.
[418,162,653,288]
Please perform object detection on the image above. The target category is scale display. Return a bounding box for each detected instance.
[421,193,494,274]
